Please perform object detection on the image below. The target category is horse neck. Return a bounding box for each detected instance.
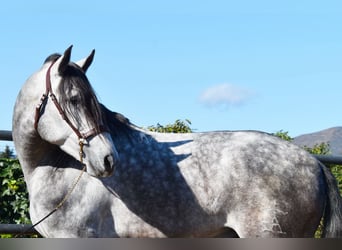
[13,120,55,178]
[12,80,56,177]
[112,126,178,157]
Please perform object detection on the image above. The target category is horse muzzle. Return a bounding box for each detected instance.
[84,151,118,178]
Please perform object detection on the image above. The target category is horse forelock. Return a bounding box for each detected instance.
[56,63,104,130]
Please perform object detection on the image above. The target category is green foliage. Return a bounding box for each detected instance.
[303,142,331,155]
[0,158,30,225]
[330,164,342,193]
[273,130,293,142]
[0,154,38,238]
[0,157,34,238]
[147,119,193,133]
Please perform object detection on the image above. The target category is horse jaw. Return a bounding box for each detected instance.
[59,132,118,178]
[86,133,119,178]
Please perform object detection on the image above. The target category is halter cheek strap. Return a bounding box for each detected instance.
[34,61,55,132]
[34,60,108,143]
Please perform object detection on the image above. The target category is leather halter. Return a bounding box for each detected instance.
[34,60,107,142]
[16,59,109,237]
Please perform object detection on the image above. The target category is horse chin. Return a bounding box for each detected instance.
[86,165,115,178]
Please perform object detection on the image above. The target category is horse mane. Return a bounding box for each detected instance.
[100,104,135,138]
[44,53,61,64]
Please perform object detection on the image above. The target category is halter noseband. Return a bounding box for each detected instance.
[34,60,107,144]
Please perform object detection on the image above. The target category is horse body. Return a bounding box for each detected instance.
[103,128,325,237]
[20,125,326,237]
[12,47,342,238]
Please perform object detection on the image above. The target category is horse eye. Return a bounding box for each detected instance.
[70,96,79,105]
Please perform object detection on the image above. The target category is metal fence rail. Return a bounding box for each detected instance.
[0,130,13,141]
[314,155,342,165]
[1,129,341,235]
[0,224,38,235]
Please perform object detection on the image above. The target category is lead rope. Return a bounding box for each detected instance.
[15,139,87,238]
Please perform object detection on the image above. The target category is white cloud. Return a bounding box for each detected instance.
[199,83,253,109]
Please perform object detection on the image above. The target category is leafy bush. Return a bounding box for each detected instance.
[273,130,293,142]
[147,119,193,133]
[0,158,30,225]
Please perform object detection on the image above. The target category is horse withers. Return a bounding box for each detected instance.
[12,46,342,238]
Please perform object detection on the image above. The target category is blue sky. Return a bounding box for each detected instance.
[1,1,342,151]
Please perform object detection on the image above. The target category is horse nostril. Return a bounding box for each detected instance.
[104,154,115,172]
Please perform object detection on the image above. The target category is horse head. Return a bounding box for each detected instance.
[33,46,118,177]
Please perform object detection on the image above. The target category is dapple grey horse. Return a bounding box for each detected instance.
[13,46,342,238]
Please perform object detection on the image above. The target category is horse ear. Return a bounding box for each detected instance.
[57,45,73,74]
[76,49,95,73]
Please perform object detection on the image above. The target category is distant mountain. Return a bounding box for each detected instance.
[293,127,342,155]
